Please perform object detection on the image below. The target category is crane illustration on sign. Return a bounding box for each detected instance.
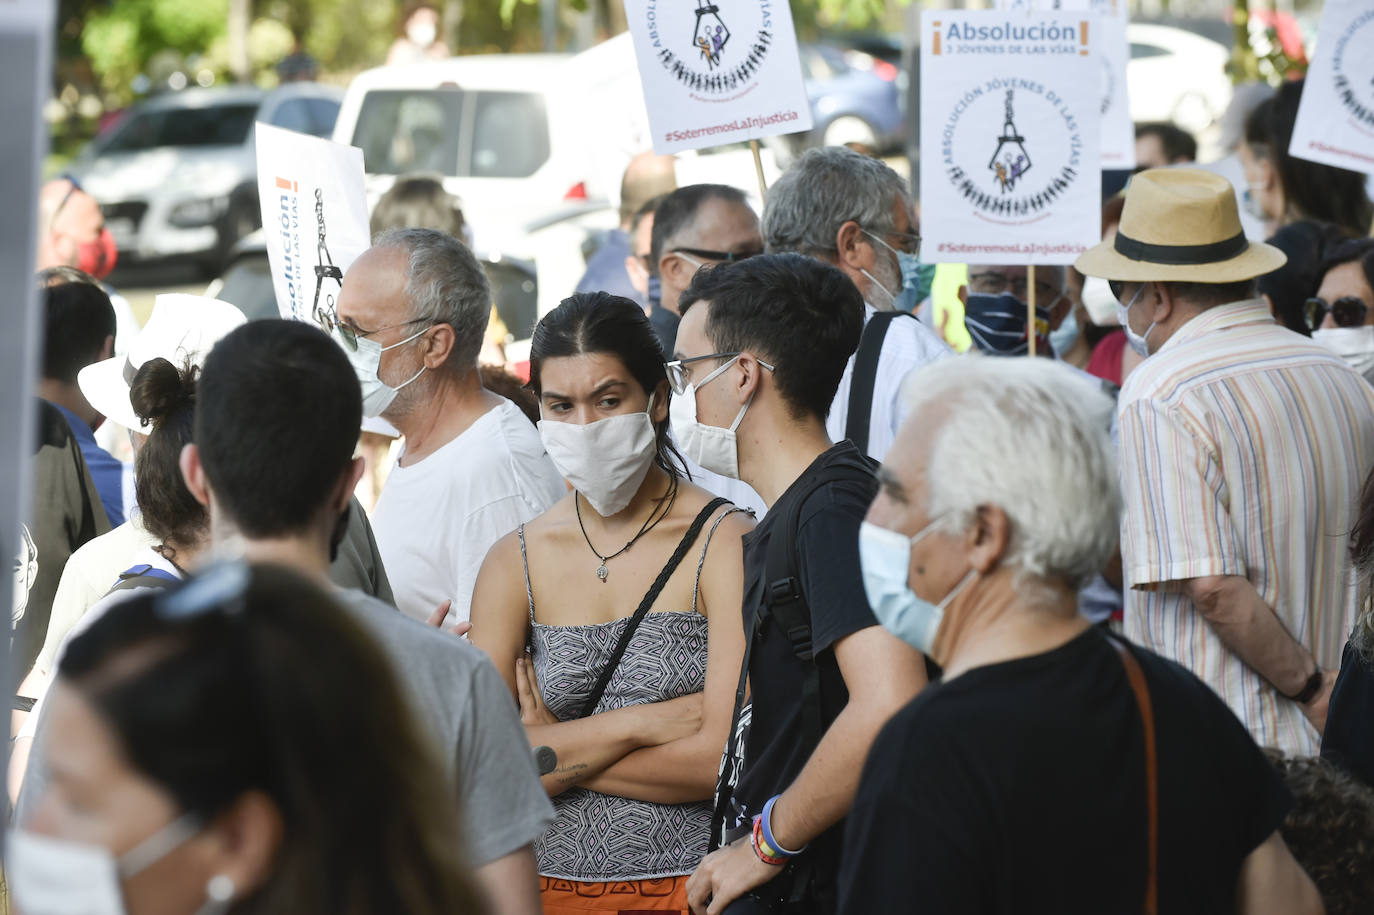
[693,0,730,70]
[988,89,1031,194]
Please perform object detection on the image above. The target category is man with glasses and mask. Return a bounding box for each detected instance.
[760,146,949,465]
[326,228,564,626]
[649,184,764,356]
[1077,168,1374,755]
[1308,237,1374,385]
[958,264,1074,358]
[674,254,928,914]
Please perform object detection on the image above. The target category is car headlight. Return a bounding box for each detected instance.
[168,195,230,228]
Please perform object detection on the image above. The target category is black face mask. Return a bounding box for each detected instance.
[328,503,351,565]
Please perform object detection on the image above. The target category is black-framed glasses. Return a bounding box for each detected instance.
[1305,296,1368,331]
[318,309,429,352]
[971,271,1062,304]
[49,173,84,230]
[671,246,763,264]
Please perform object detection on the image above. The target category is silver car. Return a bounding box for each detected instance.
[72,83,343,274]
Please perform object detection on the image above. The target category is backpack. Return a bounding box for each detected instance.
[106,563,181,594]
[844,310,920,455]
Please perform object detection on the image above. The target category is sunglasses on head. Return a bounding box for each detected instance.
[1305,296,1368,331]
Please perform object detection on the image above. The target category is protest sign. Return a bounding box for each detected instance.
[255,123,370,324]
[920,10,1101,266]
[997,0,1133,169]
[1289,0,1374,175]
[622,0,813,155]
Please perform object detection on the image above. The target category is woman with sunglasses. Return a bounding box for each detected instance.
[1309,238,1374,385]
[469,292,751,915]
[9,562,482,915]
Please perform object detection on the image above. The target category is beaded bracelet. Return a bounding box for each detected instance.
[751,815,788,867]
[761,795,807,857]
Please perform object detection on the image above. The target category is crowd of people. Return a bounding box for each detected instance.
[9,71,1374,915]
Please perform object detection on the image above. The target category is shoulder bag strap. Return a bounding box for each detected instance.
[107,565,181,595]
[1109,635,1158,915]
[845,311,913,454]
[578,497,729,719]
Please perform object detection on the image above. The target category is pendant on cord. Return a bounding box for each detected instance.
[597,562,609,583]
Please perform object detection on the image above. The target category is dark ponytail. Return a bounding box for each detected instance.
[130,358,206,553]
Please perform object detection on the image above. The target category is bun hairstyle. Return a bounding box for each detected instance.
[130,358,207,554]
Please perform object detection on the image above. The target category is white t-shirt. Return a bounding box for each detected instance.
[371,400,566,625]
[687,304,952,517]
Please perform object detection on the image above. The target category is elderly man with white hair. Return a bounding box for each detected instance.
[836,357,1321,914]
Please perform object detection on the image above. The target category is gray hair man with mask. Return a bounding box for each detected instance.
[761,147,949,462]
[327,228,565,626]
[839,356,1322,914]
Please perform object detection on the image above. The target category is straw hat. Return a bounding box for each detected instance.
[1075,168,1286,283]
[79,294,246,432]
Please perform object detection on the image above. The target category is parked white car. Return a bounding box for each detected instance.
[1127,23,1232,135]
[333,34,779,341]
[72,83,344,273]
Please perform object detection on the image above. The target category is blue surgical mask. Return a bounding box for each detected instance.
[1049,309,1079,355]
[964,293,1051,357]
[894,253,937,313]
[858,519,976,656]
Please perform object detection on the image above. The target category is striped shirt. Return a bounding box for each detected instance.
[1118,299,1374,754]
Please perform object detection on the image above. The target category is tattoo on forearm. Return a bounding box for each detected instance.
[553,762,588,786]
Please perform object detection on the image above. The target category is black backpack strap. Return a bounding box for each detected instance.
[845,311,917,455]
[578,497,729,718]
[106,564,181,595]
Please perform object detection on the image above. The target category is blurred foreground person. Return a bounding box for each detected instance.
[1080,168,1374,754]
[1323,465,1374,789]
[470,292,751,914]
[9,563,483,915]
[839,357,1322,914]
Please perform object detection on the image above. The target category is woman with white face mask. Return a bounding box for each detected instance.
[469,292,752,915]
[386,3,451,66]
[8,563,482,915]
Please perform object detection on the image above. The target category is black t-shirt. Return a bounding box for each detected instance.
[727,442,879,891]
[839,627,1292,915]
[1322,638,1374,790]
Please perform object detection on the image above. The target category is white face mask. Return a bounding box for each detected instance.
[1080,275,1119,327]
[7,815,234,915]
[669,358,753,480]
[1116,282,1155,358]
[1313,325,1374,382]
[538,393,658,517]
[331,324,428,418]
[406,21,437,47]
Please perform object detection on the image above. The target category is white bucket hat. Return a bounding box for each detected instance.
[78,294,246,432]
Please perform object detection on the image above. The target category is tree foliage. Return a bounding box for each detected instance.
[81,0,229,94]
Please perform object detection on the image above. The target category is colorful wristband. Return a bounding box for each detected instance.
[751,816,788,866]
[761,795,806,858]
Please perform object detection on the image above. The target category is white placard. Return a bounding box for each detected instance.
[920,10,1101,265]
[255,123,370,323]
[1289,0,1374,175]
[997,0,1134,169]
[623,0,814,154]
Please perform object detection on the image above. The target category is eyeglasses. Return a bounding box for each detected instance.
[972,271,1062,304]
[670,247,763,264]
[154,561,250,622]
[1305,296,1369,331]
[49,173,85,230]
[317,309,429,352]
[665,352,775,395]
[863,228,922,258]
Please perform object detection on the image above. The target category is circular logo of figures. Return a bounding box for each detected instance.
[939,79,1085,224]
[643,0,773,99]
[1331,8,1374,133]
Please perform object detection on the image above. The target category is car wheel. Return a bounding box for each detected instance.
[823,115,878,149]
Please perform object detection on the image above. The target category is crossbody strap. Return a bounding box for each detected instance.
[1109,635,1158,915]
[845,311,913,454]
[578,497,729,719]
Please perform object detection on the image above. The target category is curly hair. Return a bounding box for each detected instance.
[1265,750,1374,915]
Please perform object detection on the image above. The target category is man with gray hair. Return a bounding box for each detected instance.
[838,356,1321,914]
[762,146,949,460]
[331,228,564,624]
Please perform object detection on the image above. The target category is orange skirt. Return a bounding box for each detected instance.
[539,875,691,914]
